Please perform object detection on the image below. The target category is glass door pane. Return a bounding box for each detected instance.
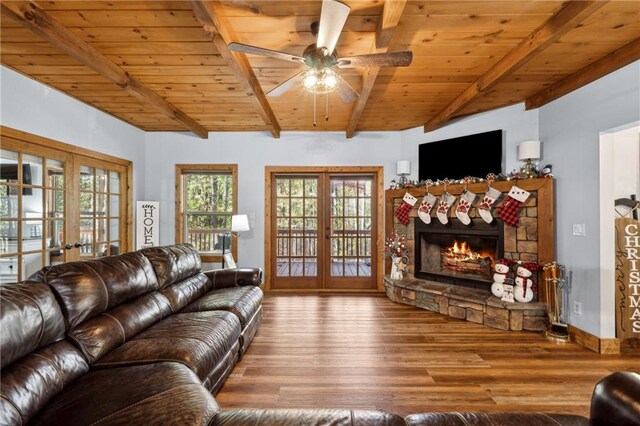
[77,161,124,259]
[0,145,70,283]
[272,175,322,289]
[325,175,375,289]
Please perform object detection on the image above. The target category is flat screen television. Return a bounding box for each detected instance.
[418,130,503,181]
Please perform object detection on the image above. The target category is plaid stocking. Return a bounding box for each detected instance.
[395,192,417,225]
[496,185,530,227]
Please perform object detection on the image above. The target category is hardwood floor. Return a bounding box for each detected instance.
[216,294,640,417]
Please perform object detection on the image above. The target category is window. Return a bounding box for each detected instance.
[175,165,237,262]
[1,126,132,284]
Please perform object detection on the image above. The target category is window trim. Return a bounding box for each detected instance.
[175,164,238,263]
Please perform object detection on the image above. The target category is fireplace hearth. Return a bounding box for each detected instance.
[414,218,503,290]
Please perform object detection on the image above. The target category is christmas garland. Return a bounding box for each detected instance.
[389,169,552,190]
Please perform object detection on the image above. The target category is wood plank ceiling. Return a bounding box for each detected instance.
[1,1,639,138]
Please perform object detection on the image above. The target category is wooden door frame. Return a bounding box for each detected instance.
[0,126,134,255]
[264,166,384,292]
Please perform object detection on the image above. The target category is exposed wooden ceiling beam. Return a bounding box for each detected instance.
[346,0,407,139]
[1,2,208,139]
[526,37,640,110]
[191,0,281,138]
[423,0,608,133]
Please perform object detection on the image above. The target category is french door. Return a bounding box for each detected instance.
[0,127,131,284]
[267,167,382,291]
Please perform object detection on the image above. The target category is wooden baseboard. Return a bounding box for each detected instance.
[568,325,620,354]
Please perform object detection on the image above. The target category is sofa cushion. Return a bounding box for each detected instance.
[67,291,172,364]
[1,283,89,426]
[0,283,66,368]
[141,243,201,288]
[161,272,211,312]
[1,340,89,426]
[211,409,407,426]
[404,412,590,425]
[182,286,263,327]
[30,362,220,426]
[95,311,241,382]
[34,251,159,328]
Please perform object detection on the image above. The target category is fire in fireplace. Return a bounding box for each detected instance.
[441,240,494,278]
[414,219,503,290]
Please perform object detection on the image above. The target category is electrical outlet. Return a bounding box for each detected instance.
[573,301,582,316]
[572,223,586,236]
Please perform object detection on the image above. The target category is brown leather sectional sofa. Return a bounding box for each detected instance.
[1,244,262,425]
[1,244,639,425]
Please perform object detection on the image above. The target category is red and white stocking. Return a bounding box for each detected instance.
[455,190,477,225]
[477,187,502,224]
[436,194,456,225]
[496,185,530,227]
[395,192,417,225]
[418,193,437,224]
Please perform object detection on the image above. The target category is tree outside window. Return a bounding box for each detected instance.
[176,165,237,263]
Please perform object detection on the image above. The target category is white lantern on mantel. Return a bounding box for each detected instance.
[396,160,411,185]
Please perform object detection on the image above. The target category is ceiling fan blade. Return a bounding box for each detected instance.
[335,78,359,103]
[267,70,306,97]
[336,51,413,68]
[228,42,305,64]
[316,0,350,55]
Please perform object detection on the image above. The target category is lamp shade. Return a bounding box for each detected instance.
[396,160,411,175]
[518,140,541,161]
[231,214,250,232]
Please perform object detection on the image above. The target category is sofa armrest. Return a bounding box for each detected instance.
[590,371,640,426]
[204,268,263,289]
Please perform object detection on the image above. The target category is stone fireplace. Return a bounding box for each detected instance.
[414,218,503,290]
[384,178,554,295]
[383,178,555,332]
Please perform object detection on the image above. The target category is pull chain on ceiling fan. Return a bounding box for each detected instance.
[228,0,414,126]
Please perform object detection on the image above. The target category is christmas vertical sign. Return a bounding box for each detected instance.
[615,217,640,341]
[136,201,159,250]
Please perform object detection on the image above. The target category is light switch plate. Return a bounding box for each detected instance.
[572,223,586,236]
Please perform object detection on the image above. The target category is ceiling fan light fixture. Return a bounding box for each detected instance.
[301,68,340,94]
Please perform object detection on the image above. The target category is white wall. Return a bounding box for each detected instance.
[144,131,402,270]
[540,61,640,337]
[612,127,640,201]
[0,66,146,201]
[400,103,540,179]
[599,124,640,339]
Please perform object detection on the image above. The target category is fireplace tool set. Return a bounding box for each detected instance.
[542,262,570,341]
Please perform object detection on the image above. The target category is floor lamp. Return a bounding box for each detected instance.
[221,214,250,269]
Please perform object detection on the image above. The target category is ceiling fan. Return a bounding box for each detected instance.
[228,0,413,105]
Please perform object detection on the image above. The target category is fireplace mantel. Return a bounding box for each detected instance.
[385,178,554,302]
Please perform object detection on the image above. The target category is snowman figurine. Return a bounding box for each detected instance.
[491,261,510,298]
[514,265,534,303]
